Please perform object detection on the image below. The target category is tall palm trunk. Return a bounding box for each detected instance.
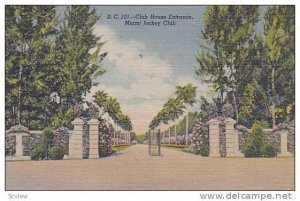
[174,122,177,145]
[185,114,188,146]
[120,129,125,144]
[17,65,23,125]
[169,127,170,145]
[114,122,117,146]
[116,123,119,145]
[271,67,276,129]
[232,92,239,122]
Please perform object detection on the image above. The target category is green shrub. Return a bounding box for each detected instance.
[182,147,196,154]
[49,145,64,160]
[242,121,267,157]
[31,144,46,160]
[261,143,277,157]
[42,128,54,159]
[197,143,209,156]
[251,120,269,130]
[42,128,53,146]
[43,128,53,138]
[251,127,264,156]
[242,141,259,157]
[243,121,277,158]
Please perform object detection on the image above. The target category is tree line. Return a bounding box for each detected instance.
[196,5,294,128]
[93,90,132,132]
[148,83,197,145]
[147,6,294,140]
[5,6,118,130]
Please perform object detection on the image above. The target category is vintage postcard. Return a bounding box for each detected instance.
[4,5,295,194]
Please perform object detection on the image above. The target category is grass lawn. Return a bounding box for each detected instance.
[113,144,134,152]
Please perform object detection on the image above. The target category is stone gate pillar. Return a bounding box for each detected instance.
[278,130,293,157]
[69,118,84,159]
[225,118,244,157]
[208,118,221,157]
[15,132,30,157]
[88,118,99,159]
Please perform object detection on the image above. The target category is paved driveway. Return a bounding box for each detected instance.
[6,144,294,190]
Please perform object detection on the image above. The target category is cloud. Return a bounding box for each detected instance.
[84,25,210,134]
[84,25,177,133]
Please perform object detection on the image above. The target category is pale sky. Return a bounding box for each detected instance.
[84,6,211,134]
[56,6,264,134]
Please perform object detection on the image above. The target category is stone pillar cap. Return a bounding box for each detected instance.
[16,132,30,136]
[29,130,43,135]
[6,132,30,137]
[274,129,289,134]
[225,117,237,124]
[71,118,85,125]
[208,118,221,124]
[88,118,99,125]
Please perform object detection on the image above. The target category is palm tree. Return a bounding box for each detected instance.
[149,112,166,146]
[175,83,197,146]
[161,101,172,145]
[157,109,168,129]
[160,108,170,144]
[104,97,120,119]
[94,91,133,145]
[104,97,121,145]
[117,112,133,145]
[93,90,108,110]
[164,98,185,145]
[149,115,160,130]
[157,109,169,143]
[119,113,132,132]
[93,90,108,119]
[126,120,133,144]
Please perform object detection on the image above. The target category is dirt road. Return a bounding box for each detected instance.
[6,144,294,190]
